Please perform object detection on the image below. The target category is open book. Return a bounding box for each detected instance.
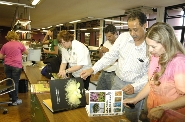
[30,80,50,94]
[86,90,123,117]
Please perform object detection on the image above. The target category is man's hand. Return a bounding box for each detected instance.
[99,46,109,53]
[122,84,134,94]
[80,68,94,80]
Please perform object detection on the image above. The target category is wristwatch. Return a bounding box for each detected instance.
[65,69,69,74]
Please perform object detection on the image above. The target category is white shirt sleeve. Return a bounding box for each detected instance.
[92,33,127,74]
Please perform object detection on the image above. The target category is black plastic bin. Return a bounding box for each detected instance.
[19,79,28,93]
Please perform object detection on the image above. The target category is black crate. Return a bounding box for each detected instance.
[19,79,28,93]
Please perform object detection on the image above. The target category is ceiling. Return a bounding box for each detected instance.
[0,0,185,29]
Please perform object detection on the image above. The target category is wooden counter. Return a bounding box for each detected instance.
[23,62,126,122]
[23,62,48,84]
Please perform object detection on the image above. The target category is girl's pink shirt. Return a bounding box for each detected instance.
[0,41,26,68]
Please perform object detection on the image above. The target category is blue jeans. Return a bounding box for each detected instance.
[96,71,116,90]
[4,64,22,102]
[112,76,144,122]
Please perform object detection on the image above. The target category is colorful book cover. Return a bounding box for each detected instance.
[86,90,123,116]
[31,80,50,93]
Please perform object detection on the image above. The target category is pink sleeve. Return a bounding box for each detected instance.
[173,57,185,93]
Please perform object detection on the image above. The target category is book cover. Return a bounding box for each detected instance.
[43,77,86,113]
[43,99,54,112]
[86,90,123,117]
[31,80,50,93]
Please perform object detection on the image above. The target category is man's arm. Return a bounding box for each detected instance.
[92,33,126,74]
[98,46,109,58]
[131,70,148,93]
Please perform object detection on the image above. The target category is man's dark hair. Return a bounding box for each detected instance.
[127,11,147,26]
[104,24,117,34]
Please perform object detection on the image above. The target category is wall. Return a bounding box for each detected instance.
[0,26,11,48]
[31,31,45,42]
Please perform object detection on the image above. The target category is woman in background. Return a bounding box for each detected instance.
[0,31,28,105]
[123,22,185,121]
[57,30,92,90]
[42,27,59,58]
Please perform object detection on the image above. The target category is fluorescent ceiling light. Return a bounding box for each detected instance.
[0,0,34,8]
[79,29,87,30]
[56,24,63,26]
[115,25,128,27]
[47,26,52,28]
[93,28,99,29]
[42,30,48,32]
[69,20,81,23]
[104,19,127,24]
[15,30,30,33]
[32,0,40,5]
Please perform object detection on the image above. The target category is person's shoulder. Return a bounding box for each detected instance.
[172,53,185,62]
[118,32,132,41]
[103,40,110,45]
[119,32,130,37]
[169,53,185,68]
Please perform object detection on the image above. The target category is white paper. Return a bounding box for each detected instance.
[27,49,41,61]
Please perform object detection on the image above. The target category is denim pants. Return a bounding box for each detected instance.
[96,71,116,90]
[4,64,22,102]
[112,76,144,122]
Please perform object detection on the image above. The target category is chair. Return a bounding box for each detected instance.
[0,78,15,114]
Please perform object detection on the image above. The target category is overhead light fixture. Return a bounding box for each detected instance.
[93,28,99,29]
[31,0,40,5]
[47,26,52,28]
[104,19,127,24]
[0,0,34,8]
[115,25,128,27]
[79,29,87,30]
[56,24,63,26]
[15,20,31,26]
[0,1,12,5]
[15,30,31,33]
[42,30,48,32]
[69,30,75,31]
[69,20,81,23]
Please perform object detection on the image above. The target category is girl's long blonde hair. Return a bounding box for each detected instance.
[146,22,185,85]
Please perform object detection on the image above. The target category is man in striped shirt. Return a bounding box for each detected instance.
[81,11,149,122]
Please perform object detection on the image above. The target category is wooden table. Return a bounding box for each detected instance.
[23,62,127,122]
[23,62,48,84]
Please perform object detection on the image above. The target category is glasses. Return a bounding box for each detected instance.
[59,40,66,45]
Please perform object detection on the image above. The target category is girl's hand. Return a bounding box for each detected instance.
[58,70,68,79]
[123,98,136,108]
[147,106,165,121]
